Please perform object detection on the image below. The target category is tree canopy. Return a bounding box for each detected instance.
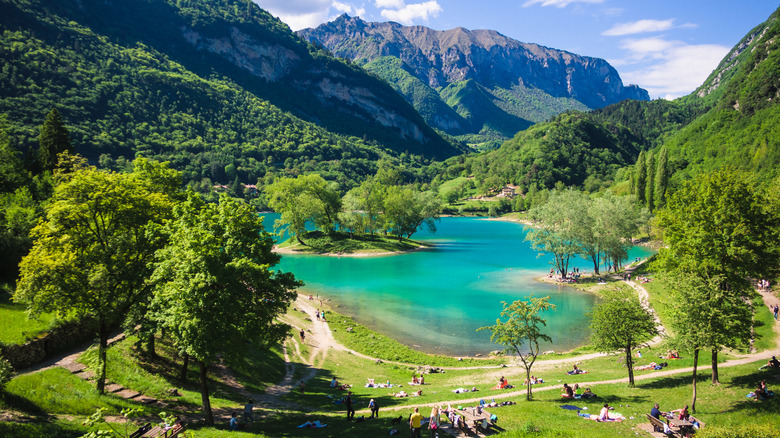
[656,168,780,390]
[15,161,177,393]
[150,192,300,425]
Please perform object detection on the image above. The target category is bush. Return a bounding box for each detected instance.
[696,424,780,438]
[0,355,13,390]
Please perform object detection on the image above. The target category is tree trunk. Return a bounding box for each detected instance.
[626,344,635,386]
[97,323,108,394]
[691,349,699,414]
[526,367,533,401]
[199,360,214,425]
[590,254,600,276]
[146,332,157,359]
[180,352,189,383]
[711,350,719,384]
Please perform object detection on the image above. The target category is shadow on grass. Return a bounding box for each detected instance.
[0,390,47,416]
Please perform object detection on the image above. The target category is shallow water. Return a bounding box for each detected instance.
[269,215,653,356]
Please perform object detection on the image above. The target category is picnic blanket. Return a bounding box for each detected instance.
[560,404,585,410]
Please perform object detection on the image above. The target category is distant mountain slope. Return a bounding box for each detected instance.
[299,15,648,142]
[0,0,460,183]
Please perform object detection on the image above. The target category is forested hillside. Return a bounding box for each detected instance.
[0,0,460,191]
[437,112,641,192]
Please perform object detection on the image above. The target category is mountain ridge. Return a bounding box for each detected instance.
[299,14,648,142]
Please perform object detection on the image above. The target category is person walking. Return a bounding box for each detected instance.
[345,391,355,421]
[243,399,254,424]
[772,304,778,321]
[369,398,379,418]
[410,407,423,438]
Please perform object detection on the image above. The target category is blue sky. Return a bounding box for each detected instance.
[253,0,779,99]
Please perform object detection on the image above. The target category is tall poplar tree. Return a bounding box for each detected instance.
[634,151,646,205]
[37,108,73,171]
[645,152,655,211]
[654,146,669,209]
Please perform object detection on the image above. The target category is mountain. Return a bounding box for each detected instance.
[299,15,649,143]
[0,0,460,190]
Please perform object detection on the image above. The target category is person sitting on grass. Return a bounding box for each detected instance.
[229,412,240,431]
[561,383,574,398]
[581,387,596,399]
[768,356,780,368]
[598,404,611,421]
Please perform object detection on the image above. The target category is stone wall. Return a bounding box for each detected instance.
[1,319,96,370]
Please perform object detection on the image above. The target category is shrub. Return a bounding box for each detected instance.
[0,355,13,390]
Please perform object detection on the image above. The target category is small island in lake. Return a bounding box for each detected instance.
[274,230,430,256]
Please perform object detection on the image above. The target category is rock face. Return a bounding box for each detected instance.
[299,15,649,138]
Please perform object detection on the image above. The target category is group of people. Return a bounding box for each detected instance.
[491,376,512,389]
[410,373,425,385]
[561,382,597,399]
[523,375,544,385]
[649,402,702,437]
[567,364,586,375]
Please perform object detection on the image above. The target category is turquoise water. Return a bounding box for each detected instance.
[268,215,653,356]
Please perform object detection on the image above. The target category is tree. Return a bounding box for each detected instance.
[0,116,26,192]
[37,108,73,172]
[654,146,669,209]
[339,179,387,236]
[634,151,646,205]
[266,174,341,244]
[478,296,556,401]
[525,189,585,278]
[645,152,655,210]
[661,272,739,413]
[150,193,300,425]
[657,169,780,385]
[588,290,657,386]
[15,162,175,393]
[383,186,441,240]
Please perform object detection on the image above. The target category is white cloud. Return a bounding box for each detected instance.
[602,19,675,36]
[332,1,366,16]
[375,0,405,8]
[523,0,604,8]
[254,0,332,30]
[618,42,729,99]
[380,1,442,25]
[332,1,352,13]
[254,0,366,30]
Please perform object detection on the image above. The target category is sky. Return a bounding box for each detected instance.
[253,0,779,100]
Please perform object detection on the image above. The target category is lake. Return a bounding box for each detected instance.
[267,215,653,356]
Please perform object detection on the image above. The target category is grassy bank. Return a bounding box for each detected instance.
[0,289,60,346]
[276,230,427,255]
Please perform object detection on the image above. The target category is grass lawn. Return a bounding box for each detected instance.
[0,289,60,346]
